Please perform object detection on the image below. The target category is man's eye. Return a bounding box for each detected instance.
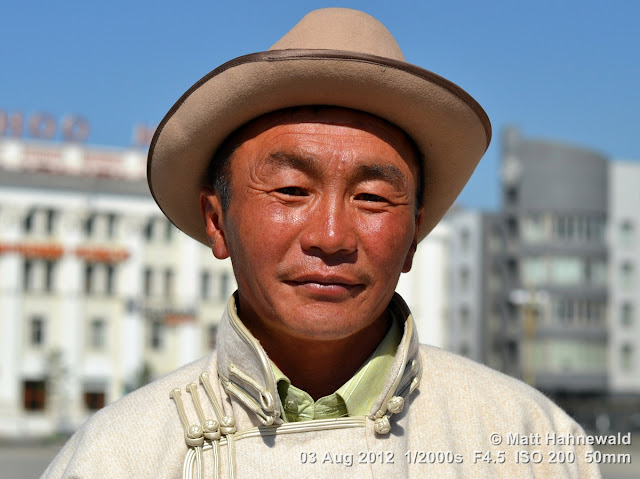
[276,187,307,196]
[356,193,387,202]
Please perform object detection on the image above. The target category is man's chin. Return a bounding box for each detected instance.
[275,304,380,342]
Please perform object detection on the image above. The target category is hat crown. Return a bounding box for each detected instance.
[269,8,406,61]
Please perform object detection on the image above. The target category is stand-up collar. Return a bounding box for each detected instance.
[216,292,422,428]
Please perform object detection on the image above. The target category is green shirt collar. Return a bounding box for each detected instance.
[271,313,402,422]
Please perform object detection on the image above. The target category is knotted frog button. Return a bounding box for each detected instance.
[387,396,404,414]
[374,416,391,434]
[284,396,298,412]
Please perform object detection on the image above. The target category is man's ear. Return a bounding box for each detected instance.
[199,187,230,260]
[402,207,423,273]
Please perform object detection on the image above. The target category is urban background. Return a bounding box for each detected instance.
[1,118,639,478]
[2,2,639,478]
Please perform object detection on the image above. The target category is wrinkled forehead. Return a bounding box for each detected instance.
[218,106,420,169]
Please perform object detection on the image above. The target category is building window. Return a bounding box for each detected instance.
[554,215,604,243]
[459,266,470,291]
[556,299,574,324]
[489,266,503,292]
[144,219,154,241]
[489,303,503,329]
[550,257,582,285]
[621,303,634,326]
[89,318,107,350]
[23,380,46,411]
[207,324,218,350]
[522,215,546,242]
[460,229,470,252]
[83,391,106,411]
[105,264,115,296]
[201,271,211,301]
[584,301,605,325]
[24,209,36,233]
[585,260,607,286]
[506,217,518,239]
[505,187,518,205]
[621,344,633,372]
[44,260,55,292]
[144,267,153,297]
[84,214,96,237]
[165,220,174,242]
[106,213,117,239]
[522,257,546,285]
[23,259,34,292]
[164,268,174,297]
[85,263,95,294]
[22,259,56,293]
[220,271,231,300]
[620,262,635,289]
[460,306,470,329]
[150,321,164,350]
[506,258,518,282]
[29,315,45,346]
[45,209,56,234]
[620,220,634,247]
[586,217,604,243]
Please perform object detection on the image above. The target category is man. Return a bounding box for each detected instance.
[43,8,601,478]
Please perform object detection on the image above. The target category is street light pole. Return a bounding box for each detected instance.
[509,289,549,388]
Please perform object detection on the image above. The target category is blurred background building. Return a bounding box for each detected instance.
[498,127,609,393]
[0,137,235,437]
[1,125,639,439]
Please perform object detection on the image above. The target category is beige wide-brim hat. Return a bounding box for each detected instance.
[148,8,491,244]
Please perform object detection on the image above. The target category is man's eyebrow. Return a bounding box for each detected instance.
[350,163,408,191]
[265,152,408,191]
[266,151,323,178]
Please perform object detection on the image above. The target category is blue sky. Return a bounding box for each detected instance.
[2,0,639,210]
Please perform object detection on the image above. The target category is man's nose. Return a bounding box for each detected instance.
[299,199,358,259]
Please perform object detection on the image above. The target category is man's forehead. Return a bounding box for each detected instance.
[223,106,419,166]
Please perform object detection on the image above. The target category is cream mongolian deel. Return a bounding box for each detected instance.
[168,294,422,479]
[42,292,601,478]
[41,8,602,479]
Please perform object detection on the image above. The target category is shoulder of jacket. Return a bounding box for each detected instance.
[416,344,577,429]
[41,353,218,478]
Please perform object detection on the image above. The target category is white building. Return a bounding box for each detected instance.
[396,222,450,349]
[0,138,235,438]
[608,160,640,394]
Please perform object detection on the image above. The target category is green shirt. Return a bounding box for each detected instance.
[271,316,402,422]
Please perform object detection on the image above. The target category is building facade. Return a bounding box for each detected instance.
[608,160,640,394]
[0,138,235,437]
[396,222,451,349]
[496,127,609,393]
[445,209,507,370]
[3,128,639,438]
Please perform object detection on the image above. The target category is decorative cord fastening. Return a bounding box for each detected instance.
[186,383,221,440]
[170,388,205,447]
[200,372,237,435]
[372,357,421,435]
[373,396,405,434]
[228,363,276,413]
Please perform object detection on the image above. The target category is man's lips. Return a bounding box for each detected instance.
[285,274,361,287]
[283,274,364,296]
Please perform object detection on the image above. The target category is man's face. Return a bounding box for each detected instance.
[201,108,422,342]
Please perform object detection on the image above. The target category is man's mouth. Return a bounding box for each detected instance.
[284,274,363,298]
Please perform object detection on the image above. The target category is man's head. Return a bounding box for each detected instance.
[199,107,422,342]
[147,9,490,249]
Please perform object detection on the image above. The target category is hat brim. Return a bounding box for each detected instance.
[147,49,491,244]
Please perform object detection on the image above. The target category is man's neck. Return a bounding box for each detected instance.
[239,307,391,400]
